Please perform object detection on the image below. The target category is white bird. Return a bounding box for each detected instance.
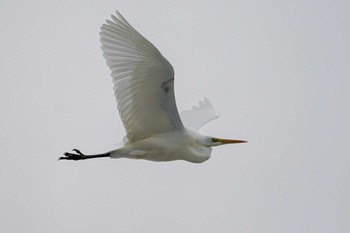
[60,11,246,163]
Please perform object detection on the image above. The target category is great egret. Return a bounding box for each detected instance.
[60,11,246,163]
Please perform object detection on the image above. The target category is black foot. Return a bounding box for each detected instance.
[59,149,86,161]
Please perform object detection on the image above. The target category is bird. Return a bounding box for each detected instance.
[60,11,246,163]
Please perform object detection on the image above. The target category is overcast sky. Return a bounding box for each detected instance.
[1,0,349,232]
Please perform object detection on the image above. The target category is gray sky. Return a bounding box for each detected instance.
[1,0,349,232]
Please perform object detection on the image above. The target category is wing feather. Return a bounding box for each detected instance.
[180,98,219,131]
[100,11,183,142]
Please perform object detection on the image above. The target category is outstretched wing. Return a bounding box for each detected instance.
[180,98,219,131]
[100,11,184,142]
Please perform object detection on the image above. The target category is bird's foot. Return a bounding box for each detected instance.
[59,149,86,161]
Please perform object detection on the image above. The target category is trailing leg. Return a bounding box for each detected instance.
[59,149,110,161]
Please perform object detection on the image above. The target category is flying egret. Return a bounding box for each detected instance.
[60,11,246,163]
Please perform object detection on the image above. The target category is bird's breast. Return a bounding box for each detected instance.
[128,132,212,163]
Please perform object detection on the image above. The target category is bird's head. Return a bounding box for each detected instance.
[203,136,247,147]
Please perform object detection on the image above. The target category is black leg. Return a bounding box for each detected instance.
[59,149,110,161]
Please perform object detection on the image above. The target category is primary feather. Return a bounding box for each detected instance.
[180,97,219,131]
[100,11,183,142]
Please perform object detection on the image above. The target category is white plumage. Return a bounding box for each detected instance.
[61,11,246,163]
[180,97,219,131]
[100,12,183,142]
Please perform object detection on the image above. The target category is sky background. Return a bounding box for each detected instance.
[1,0,349,232]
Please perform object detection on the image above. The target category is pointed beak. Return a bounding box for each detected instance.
[217,138,247,144]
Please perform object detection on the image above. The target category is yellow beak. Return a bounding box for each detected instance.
[217,138,247,144]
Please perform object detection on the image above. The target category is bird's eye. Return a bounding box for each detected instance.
[211,138,219,143]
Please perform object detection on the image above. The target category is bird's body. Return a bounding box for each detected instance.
[60,11,246,163]
[110,130,212,163]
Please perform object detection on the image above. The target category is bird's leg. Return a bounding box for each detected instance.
[59,149,110,161]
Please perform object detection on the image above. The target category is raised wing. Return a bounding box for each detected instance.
[180,98,219,131]
[100,11,183,142]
